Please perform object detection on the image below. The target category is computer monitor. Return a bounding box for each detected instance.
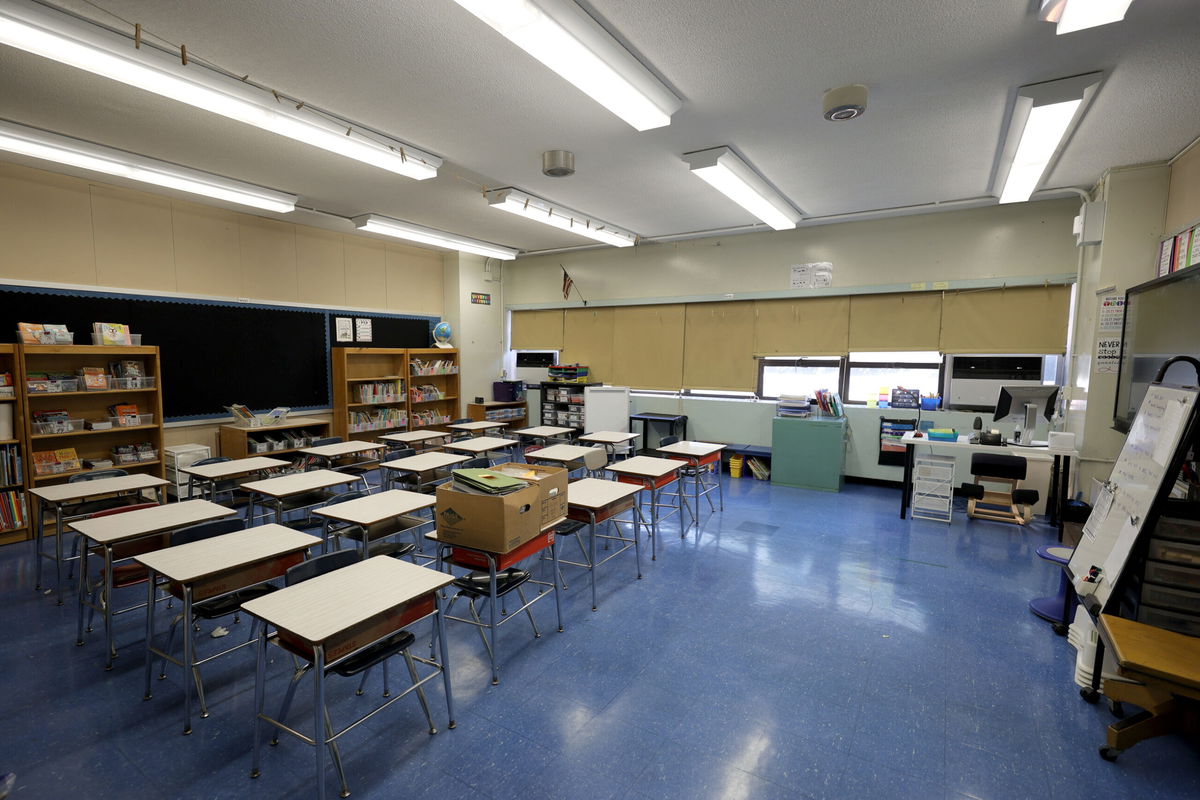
[994,385,1060,444]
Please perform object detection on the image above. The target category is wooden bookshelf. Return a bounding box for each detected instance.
[406,348,460,429]
[467,400,527,428]
[331,348,410,441]
[17,344,165,491]
[218,416,330,459]
[0,344,28,543]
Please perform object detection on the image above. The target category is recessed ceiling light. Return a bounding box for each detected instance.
[1039,0,1135,35]
[683,147,801,231]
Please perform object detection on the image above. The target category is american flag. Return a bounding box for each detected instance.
[562,268,574,300]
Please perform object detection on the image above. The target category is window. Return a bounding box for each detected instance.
[758,357,844,400]
[684,389,757,400]
[845,351,943,404]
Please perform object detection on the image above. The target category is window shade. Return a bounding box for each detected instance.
[611,304,685,390]
[848,293,942,351]
[683,301,756,391]
[561,307,615,383]
[940,285,1070,353]
[753,297,850,356]
[510,309,563,350]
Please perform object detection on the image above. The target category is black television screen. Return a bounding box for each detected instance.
[1113,264,1200,432]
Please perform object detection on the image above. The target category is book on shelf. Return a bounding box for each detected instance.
[42,324,71,343]
[0,489,26,530]
[94,322,132,345]
[108,403,140,423]
[0,443,23,485]
[354,379,403,404]
[410,358,458,376]
[78,366,108,391]
[17,322,44,344]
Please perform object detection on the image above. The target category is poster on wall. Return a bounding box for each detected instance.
[355,317,373,342]
[1096,293,1125,374]
[334,317,354,343]
[790,262,833,289]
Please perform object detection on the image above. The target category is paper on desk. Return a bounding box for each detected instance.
[1082,485,1114,542]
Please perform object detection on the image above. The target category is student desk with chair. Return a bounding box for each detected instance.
[565,477,644,611]
[443,435,518,464]
[379,452,469,493]
[656,440,726,531]
[578,430,640,460]
[512,425,575,447]
[180,455,290,501]
[137,524,319,734]
[241,469,364,526]
[312,488,435,558]
[605,456,687,560]
[378,429,450,452]
[527,443,606,476]
[68,499,236,670]
[445,420,507,437]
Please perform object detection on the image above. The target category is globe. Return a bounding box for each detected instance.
[433,321,452,344]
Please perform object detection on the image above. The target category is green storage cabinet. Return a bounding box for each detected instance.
[771,416,846,492]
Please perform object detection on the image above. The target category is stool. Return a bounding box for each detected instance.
[1031,544,1076,634]
[966,453,1036,525]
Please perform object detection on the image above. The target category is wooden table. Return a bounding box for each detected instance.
[180,456,290,500]
[578,430,640,459]
[138,525,319,734]
[1096,614,1200,761]
[567,478,643,610]
[379,452,470,493]
[312,489,435,557]
[443,435,517,462]
[69,499,235,669]
[605,456,686,560]
[241,470,363,526]
[657,440,726,529]
[378,429,450,452]
[30,473,168,605]
[244,557,455,800]
[445,420,507,436]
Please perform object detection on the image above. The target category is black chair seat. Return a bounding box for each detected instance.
[63,497,133,518]
[453,567,530,598]
[960,482,985,500]
[193,584,277,619]
[370,541,417,559]
[554,520,587,536]
[971,453,1027,481]
[332,630,416,677]
[1012,489,1040,506]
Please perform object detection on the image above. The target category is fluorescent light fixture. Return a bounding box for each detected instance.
[1039,0,1135,34]
[0,119,297,212]
[485,188,637,247]
[994,72,1103,205]
[353,214,518,260]
[682,146,801,231]
[0,0,440,179]
[451,0,680,131]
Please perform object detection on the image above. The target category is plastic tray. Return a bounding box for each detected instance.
[1145,560,1200,591]
[26,378,79,393]
[1141,582,1200,615]
[110,376,156,390]
[108,413,155,428]
[1137,604,1200,637]
[1156,516,1200,545]
[90,333,143,346]
[33,418,85,434]
[111,448,157,464]
[1148,537,1200,566]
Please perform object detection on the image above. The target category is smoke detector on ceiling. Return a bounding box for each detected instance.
[823,84,868,121]
[542,150,575,177]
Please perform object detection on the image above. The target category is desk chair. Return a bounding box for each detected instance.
[155,519,275,718]
[79,502,164,654]
[307,436,381,493]
[269,550,439,798]
[62,469,133,578]
[963,453,1039,525]
[186,457,242,503]
[322,490,425,560]
[448,419,473,442]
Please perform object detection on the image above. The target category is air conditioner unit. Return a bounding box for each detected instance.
[946,355,1059,411]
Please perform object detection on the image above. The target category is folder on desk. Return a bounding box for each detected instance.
[452,468,528,495]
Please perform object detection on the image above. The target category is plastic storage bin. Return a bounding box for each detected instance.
[26,378,80,393]
[1156,516,1200,545]
[110,376,156,390]
[1148,538,1200,566]
[111,448,157,464]
[1144,560,1200,591]
[108,413,155,428]
[90,333,143,345]
[1137,604,1200,637]
[1141,583,1200,615]
[33,418,85,434]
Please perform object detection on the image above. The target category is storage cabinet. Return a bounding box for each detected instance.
[770,416,846,492]
[332,347,410,440]
[0,344,28,543]
[540,381,599,432]
[1137,501,1200,636]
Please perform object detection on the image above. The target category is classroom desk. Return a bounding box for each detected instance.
[578,430,640,459]
[1096,614,1200,761]
[443,435,517,463]
[898,432,1077,534]
[445,420,507,436]
[566,478,643,611]
[180,456,290,501]
[138,525,318,734]
[512,425,575,447]
[629,412,687,451]
[30,474,169,605]
[429,523,564,686]
[605,456,686,560]
[244,557,455,800]
[241,470,363,526]
[527,443,600,474]
[69,499,235,670]
[311,489,435,557]
[656,441,726,529]
[379,452,470,493]
[298,440,383,460]
[378,429,450,452]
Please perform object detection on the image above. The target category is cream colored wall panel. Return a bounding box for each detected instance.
[295,226,346,306]
[90,184,177,291]
[1166,142,1200,234]
[344,236,386,308]
[239,217,298,302]
[386,243,444,315]
[0,162,96,285]
[172,201,242,296]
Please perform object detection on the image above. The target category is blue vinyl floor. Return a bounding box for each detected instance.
[1,477,1199,799]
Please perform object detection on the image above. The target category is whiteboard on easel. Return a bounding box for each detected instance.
[1068,384,1197,610]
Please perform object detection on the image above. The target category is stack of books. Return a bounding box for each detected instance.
[0,490,26,531]
[451,468,528,495]
[777,394,811,418]
[815,389,843,417]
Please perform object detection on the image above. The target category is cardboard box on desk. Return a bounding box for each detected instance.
[435,482,541,553]
[489,462,568,527]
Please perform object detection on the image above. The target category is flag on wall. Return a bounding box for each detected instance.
[562,268,574,300]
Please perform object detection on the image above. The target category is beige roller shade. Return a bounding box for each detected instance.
[682,301,756,391]
[611,304,685,390]
[510,309,563,350]
[561,307,615,383]
[940,285,1071,353]
[753,297,850,356]
[848,292,942,351]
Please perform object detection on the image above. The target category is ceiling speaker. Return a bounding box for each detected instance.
[542,150,575,177]
[823,84,868,121]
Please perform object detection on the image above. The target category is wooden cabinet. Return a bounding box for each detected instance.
[331,347,410,441]
[218,417,330,459]
[17,344,165,490]
[406,348,460,429]
[0,344,28,543]
[467,400,527,428]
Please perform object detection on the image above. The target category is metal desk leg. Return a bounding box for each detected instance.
[649,483,659,560]
[314,644,327,800]
[900,443,914,520]
[76,539,90,645]
[34,496,45,591]
[275,497,284,527]
[550,539,564,632]
[434,593,455,729]
[182,585,194,734]
[55,504,66,605]
[250,629,267,779]
[103,544,116,670]
[143,569,156,700]
[588,510,598,611]
[488,558,499,685]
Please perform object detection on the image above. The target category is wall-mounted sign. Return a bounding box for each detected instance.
[334,317,353,343]
[471,292,491,305]
[790,262,833,289]
[355,317,373,342]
